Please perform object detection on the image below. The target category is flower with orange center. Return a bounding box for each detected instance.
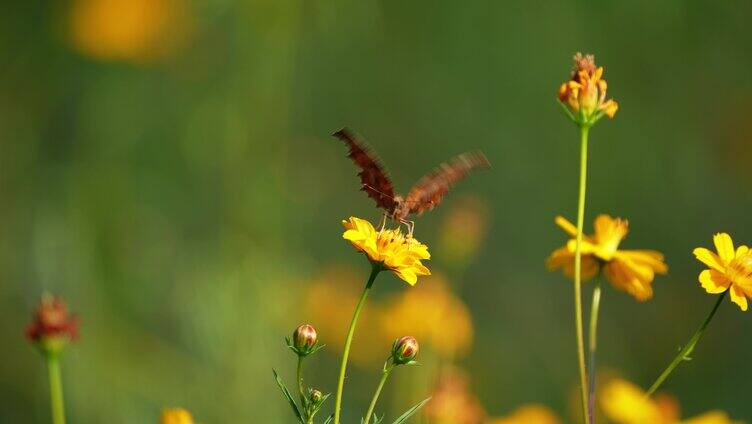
[600,378,741,424]
[547,214,668,301]
[693,233,752,311]
[342,217,430,285]
[159,408,194,424]
[558,53,619,126]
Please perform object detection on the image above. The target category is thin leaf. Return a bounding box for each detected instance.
[391,398,431,424]
[324,414,334,424]
[273,369,305,423]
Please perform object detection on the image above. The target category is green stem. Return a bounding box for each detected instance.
[46,352,66,424]
[333,265,381,424]
[646,290,727,396]
[587,278,602,422]
[574,125,591,424]
[363,365,393,424]
[297,356,306,406]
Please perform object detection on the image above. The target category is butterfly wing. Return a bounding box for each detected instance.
[333,128,397,212]
[405,150,490,215]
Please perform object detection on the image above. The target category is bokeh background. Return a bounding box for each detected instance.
[2,1,752,422]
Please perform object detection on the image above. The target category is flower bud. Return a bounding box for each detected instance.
[391,336,419,365]
[292,324,318,356]
[26,293,78,354]
[309,388,323,404]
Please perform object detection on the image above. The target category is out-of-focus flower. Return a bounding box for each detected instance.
[68,0,191,63]
[26,294,78,353]
[600,378,741,424]
[380,275,473,359]
[547,214,668,301]
[159,408,194,424]
[391,336,419,365]
[693,233,752,311]
[342,217,430,285]
[304,266,384,365]
[486,404,562,424]
[439,195,489,267]
[424,367,486,424]
[558,52,619,126]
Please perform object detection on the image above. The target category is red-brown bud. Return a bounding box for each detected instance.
[391,336,419,365]
[26,294,78,353]
[292,324,318,356]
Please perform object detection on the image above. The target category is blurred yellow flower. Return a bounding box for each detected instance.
[600,378,741,424]
[381,275,473,359]
[558,52,619,123]
[693,233,752,311]
[547,214,668,301]
[486,404,561,424]
[424,367,486,424]
[304,266,385,365]
[439,195,489,268]
[342,217,430,285]
[159,408,194,424]
[68,0,190,62]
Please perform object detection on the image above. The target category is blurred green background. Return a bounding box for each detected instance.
[2,0,752,422]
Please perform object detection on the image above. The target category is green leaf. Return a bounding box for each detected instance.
[272,369,305,423]
[324,414,334,424]
[391,398,431,424]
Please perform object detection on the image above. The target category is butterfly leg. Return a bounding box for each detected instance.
[378,212,388,232]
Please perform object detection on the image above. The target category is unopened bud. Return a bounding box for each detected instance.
[292,324,318,356]
[391,336,419,365]
[26,293,78,354]
[309,388,323,404]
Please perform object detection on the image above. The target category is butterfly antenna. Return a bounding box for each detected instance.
[362,184,395,200]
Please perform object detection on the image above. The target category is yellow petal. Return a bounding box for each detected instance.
[693,247,726,272]
[682,410,740,424]
[603,260,654,301]
[736,245,749,258]
[618,250,668,274]
[713,233,735,264]
[730,285,748,311]
[699,269,731,294]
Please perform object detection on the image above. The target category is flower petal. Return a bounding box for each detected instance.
[713,233,735,264]
[698,269,731,294]
[554,215,578,237]
[693,247,726,272]
[736,245,749,258]
[730,285,748,311]
[603,260,654,301]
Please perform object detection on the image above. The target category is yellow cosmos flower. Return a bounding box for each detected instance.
[159,408,194,424]
[600,379,741,424]
[693,233,752,311]
[547,214,668,301]
[342,217,430,285]
[486,404,562,424]
[558,52,619,125]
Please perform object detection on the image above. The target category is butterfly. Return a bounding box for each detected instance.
[333,128,490,235]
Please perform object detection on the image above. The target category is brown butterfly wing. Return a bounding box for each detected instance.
[405,150,490,215]
[333,128,397,212]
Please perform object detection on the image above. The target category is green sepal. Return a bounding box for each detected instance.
[286,336,325,357]
[391,397,431,424]
[272,369,305,423]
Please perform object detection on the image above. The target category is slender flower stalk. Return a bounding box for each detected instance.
[587,277,602,420]
[46,352,66,424]
[296,356,305,404]
[333,266,381,424]
[646,290,727,396]
[363,365,393,424]
[573,125,591,424]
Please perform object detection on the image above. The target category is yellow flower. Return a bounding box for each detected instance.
[693,233,752,311]
[159,408,194,424]
[424,367,486,424]
[342,217,430,285]
[546,214,668,301]
[600,378,742,424]
[381,275,473,359]
[558,52,619,124]
[486,404,562,424]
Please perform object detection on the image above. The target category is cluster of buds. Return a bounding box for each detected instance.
[558,52,619,127]
[390,336,419,366]
[26,293,78,355]
[287,323,324,357]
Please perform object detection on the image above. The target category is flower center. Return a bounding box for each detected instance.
[726,254,752,289]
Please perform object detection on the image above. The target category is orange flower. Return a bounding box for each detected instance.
[558,53,619,125]
[693,233,752,311]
